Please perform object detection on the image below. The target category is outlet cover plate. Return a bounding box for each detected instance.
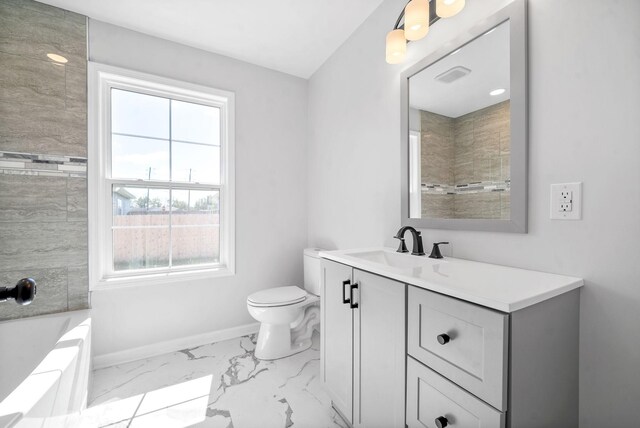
[550,182,582,220]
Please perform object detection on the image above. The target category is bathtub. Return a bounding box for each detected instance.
[0,310,91,428]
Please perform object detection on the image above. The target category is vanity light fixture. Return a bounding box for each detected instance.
[386,29,407,64]
[404,0,430,41]
[386,0,465,64]
[46,53,68,64]
[436,0,466,19]
[490,88,506,96]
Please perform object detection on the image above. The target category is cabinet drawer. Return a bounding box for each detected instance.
[406,357,504,428]
[408,286,508,410]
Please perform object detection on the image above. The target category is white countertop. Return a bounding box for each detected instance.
[319,247,583,312]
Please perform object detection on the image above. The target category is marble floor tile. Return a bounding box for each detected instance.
[84,332,347,428]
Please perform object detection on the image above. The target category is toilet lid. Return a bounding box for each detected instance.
[247,286,307,307]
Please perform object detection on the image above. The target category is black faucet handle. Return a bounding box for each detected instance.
[429,242,449,259]
[394,236,409,253]
[0,278,37,305]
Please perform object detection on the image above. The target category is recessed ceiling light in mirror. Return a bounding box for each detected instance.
[47,53,68,64]
[490,88,506,96]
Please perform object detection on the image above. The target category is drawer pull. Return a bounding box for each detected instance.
[435,416,449,428]
[437,333,451,345]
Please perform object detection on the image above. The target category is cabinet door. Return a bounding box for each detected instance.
[353,270,406,428]
[320,259,354,424]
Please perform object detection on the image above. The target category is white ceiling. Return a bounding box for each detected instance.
[409,20,510,118]
[36,0,385,78]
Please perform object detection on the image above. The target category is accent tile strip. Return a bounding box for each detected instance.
[422,180,510,195]
[0,151,87,178]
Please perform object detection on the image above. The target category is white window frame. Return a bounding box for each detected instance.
[409,130,422,218]
[88,62,235,290]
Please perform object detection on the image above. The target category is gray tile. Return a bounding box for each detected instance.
[473,130,500,159]
[499,131,511,155]
[454,161,474,185]
[422,194,454,219]
[0,267,67,321]
[454,192,502,220]
[1,0,65,18]
[0,174,67,222]
[67,177,87,222]
[67,264,88,310]
[24,162,58,170]
[0,221,87,270]
[473,102,509,134]
[473,157,494,182]
[0,101,87,156]
[65,65,86,112]
[500,154,510,181]
[0,52,66,108]
[0,1,86,69]
[63,10,86,26]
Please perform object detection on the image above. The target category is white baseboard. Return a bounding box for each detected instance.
[93,322,260,370]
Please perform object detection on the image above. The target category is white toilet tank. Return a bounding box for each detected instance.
[303,248,323,295]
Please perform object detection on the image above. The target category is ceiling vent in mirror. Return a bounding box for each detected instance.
[434,66,471,83]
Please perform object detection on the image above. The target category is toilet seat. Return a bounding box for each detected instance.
[247,286,307,308]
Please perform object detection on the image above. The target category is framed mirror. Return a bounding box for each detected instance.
[400,0,527,232]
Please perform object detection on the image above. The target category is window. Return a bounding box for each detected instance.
[89,63,235,288]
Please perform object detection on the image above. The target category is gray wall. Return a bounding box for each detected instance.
[88,20,308,357]
[0,0,88,320]
[307,0,640,425]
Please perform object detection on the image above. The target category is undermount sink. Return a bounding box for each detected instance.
[348,250,438,270]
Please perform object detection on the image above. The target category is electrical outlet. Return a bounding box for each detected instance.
[551,183,582,220]
[560,202,572,212]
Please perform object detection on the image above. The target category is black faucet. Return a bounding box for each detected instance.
[394,226,425,256]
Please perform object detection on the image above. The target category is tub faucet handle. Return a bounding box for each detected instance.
[0,278,37,305]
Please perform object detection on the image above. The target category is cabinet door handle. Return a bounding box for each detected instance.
[435,416,448,428]
[342,279,351,304]
[349,283,358,309]
[437,334,451,345]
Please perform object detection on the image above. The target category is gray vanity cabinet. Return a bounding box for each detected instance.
[320,259,406,428]
[406,286,580,428]
[321,251,580,428]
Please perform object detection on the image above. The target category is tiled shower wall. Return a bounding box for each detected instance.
[420,100,511,219]
[0,0,88,320]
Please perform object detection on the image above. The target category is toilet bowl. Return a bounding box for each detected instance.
[247,249,322,360]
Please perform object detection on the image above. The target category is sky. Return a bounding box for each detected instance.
[111,89,221,185]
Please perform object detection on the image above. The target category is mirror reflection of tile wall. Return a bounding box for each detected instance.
[420,100,510,219]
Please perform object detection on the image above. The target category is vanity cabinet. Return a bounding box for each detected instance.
[320,259,406,428]
[406,284,580,428]
[320,248,582,428]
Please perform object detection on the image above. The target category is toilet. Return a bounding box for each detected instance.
[247,248,322,360]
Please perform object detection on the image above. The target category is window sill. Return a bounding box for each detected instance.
[91,266,235,292]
